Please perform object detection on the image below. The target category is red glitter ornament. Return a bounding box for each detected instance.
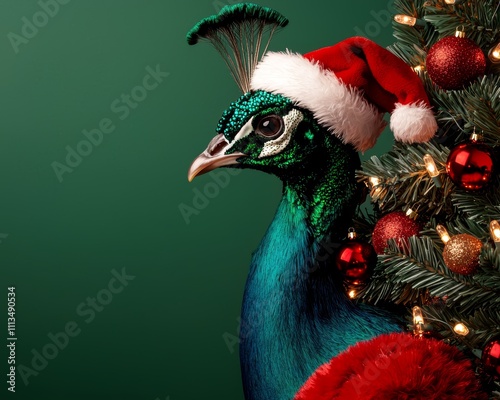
[372,211,420,254]
[335,237,376,285]
[427,31,486,90]
[482,338,500,378]
[446,141,493,190]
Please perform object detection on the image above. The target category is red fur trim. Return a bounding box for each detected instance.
[294,333,487,400]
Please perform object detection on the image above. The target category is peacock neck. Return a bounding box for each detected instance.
[280,135,361,239]
[239,145,364,400]
[239,140,401,400]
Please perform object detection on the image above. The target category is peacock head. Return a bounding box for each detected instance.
[188,90,328,182]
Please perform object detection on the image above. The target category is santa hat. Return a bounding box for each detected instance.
[250,36,437,151]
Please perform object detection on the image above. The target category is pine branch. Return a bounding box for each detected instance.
[422,305,500,350]
[424,0,500,49]
[452,187,500,226]
[361,236,500,314]
[389,0,439,65]
[357,141,454,217]
[431,75,500,146]
[481,243,500,274]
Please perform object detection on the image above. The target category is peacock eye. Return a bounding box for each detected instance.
[255,115,284,139]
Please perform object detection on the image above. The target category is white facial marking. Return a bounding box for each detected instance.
[225,117,254,152]
[258,109,303,158]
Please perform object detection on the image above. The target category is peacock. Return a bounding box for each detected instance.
[186,4,486,400]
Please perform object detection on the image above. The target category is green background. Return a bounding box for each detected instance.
[0,1,394,399]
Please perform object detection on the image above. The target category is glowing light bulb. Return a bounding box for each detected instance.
[423,154,439,177]
[394,14,417,26]
[413,306,424,325]
[406,208,418,220]
[453,323,470,336]
[436,225,451,244]
[412,65,425,73]
[369,177,380,186]
[423,154,442,188]
[444,0,466,4]
[490,220,500,249]
[368,177,382,198]
[412,306,425,336]
[489,42,500,63]
[348,290,357,299]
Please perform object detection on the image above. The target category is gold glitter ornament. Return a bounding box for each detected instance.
[443,234,482,275]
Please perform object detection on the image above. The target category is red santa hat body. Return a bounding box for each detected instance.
[250,36,437,151]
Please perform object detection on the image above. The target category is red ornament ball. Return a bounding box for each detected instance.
[427,35,486,90]
[443,234,482,275]
[446,142,494,190]
[335,240,376,284]
[482,338,500,378]
[372,211,420,254]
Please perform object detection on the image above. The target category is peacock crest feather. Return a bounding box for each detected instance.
[186,3,288,93]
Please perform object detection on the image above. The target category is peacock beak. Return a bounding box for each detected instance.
[188,134,246,182]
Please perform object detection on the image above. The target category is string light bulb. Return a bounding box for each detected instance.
[444,0,466,4]
[423,154,439,177]
[423,154,442,187]
[412,306,425,336]
[369,177,380,186]
[489,42,500,63]
[436,225,451,244]
[412,65,425,73]
[368,177,382,198]
[490,220,500,249]
[453,322,470,336]
[394,14,417,26]
[348,289,357,299]
[406,208,418,220]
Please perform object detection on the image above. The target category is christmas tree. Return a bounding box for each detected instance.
[351,0,500,395]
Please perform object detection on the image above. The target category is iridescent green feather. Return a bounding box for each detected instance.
[186,3,288,45]
[186,3,289,93]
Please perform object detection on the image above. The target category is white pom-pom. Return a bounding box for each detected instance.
[390,102,438,143]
